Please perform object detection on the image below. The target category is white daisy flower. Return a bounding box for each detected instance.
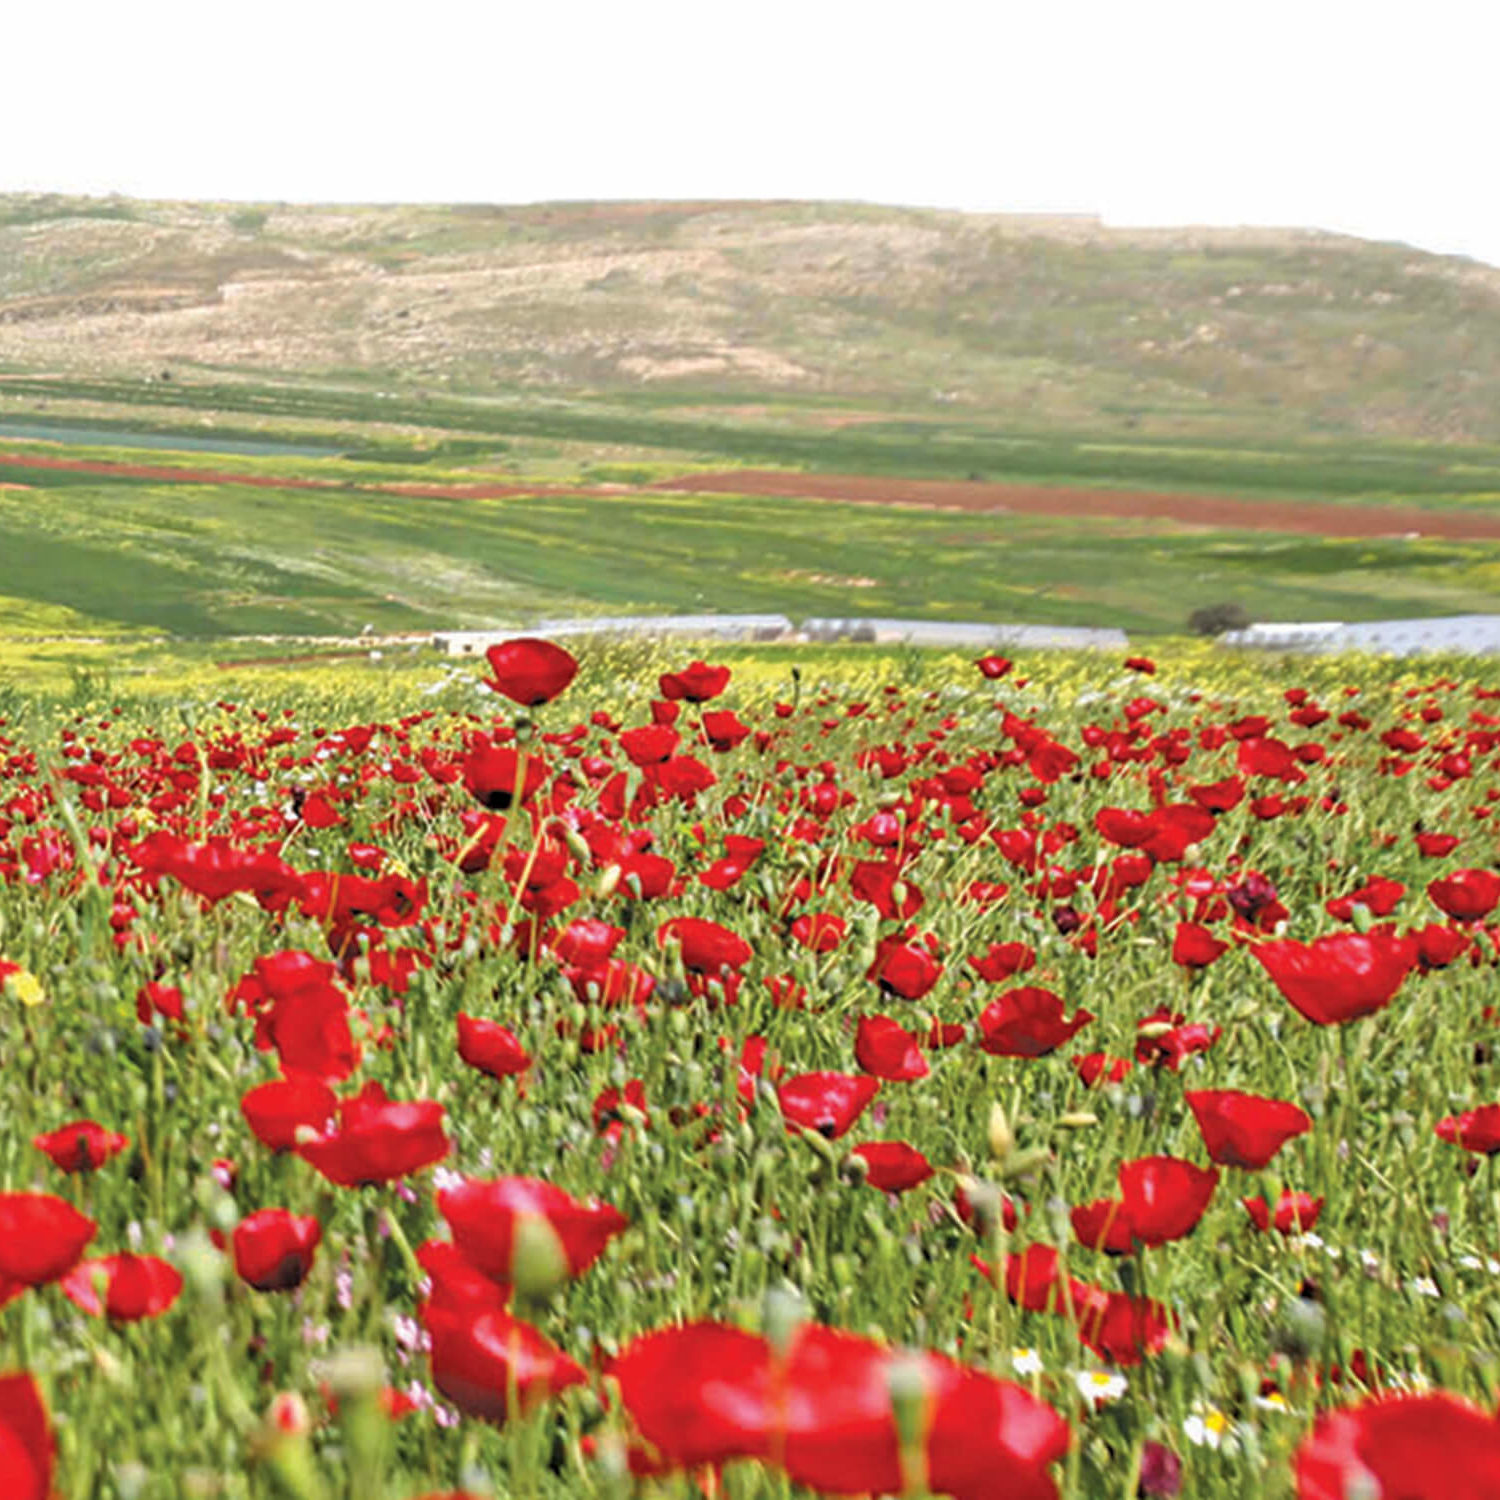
[1011,1348,1044,1377]
[1073,1369,1128,1406]
[1184,1405,1236,1451]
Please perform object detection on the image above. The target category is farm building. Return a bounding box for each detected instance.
[1219,615,1500,657]
[433,615,794,656]
[800,618,1129,650]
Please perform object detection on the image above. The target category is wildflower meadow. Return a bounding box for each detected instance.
[1,637,1498,1498]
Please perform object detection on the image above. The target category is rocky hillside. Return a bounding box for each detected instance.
[4,194,1500,441]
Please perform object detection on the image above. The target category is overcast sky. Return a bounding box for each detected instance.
[9,0,1498,267]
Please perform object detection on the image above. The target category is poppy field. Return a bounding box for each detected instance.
[4,637,1500,1498]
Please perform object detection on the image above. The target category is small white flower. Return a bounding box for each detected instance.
[431,1166,465,1194]
[1407,1276,1441,1298]
[1074,1369,1128,1406]
[1184,1406,1233,1450]
[1252,1390,1295,1415]
[1360,1249,1381,1275]
[1011,1347,1044,1377]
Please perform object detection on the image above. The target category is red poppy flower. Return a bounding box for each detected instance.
[1171,922,1228,969]
[1185,1090,1312,1169]
[232,1209,322,1291]
[296,1082,449,1187]
[1414,831,1460,858]
[0,1194,97,1287]
[866,937,944,1000]
[593,1079,648,1140]
[1074,1288,1174,1367]
[789,912,848,954]
[33,1120,129,1173]
[657,916,752,973]
[1094,806,1154,846]
[977,986,1094,1058]
[1253,931,1415,1025]
[700,709,751,752]
[851,1142,934,1193]
[1134,1009,1222,1070]
[1410,922,1470,970]
[849,859,925,920]
[482,638,578,707]
[136,981,186,1028]
[976,654,1013,679]
[972,1243,1071,1312]
[1243,1192,1324,1235]
[658,661,731,703]
[609,1321,772,1469]
[1237,736,1302,781]
[1295,1392,1500,1500]
[1326,875,1406,923]
[461,737,550,811]
[854,1014,930,1081]
[61,1253,182,1321]
[416,1239,510,1316]
[1071,1197,1135,1255]
[618,725,680,766]
[609,1321,1069,1500]
[1074,1052,1132,1088]
[0,1372,53,1500]
[1117,1156,1218,1246]
[127,832,303,906]
[925,1360,1071,1500]
[778,1072,880,1138]
[259,979,359,1084]
[423,1302,588,1423]
[551,917,626,968]
[240,1077,338,1153]
[967,941,1037,982]
[1124,656,1157,674]
[1434,1104,1500,1155]
[437,1177,628,1289]
[1188,775,1245,813]
[456,1014,531,1080]
[1427,868,1500,922]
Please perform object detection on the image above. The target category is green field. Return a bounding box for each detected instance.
[3,450,1500,643]
[8,374,1500,504]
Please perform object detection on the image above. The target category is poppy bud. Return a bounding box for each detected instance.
[318,1346,385,1403]
[560,827,591,866]
[1181,843,1204,868]
[1057,1111,1098,1129]
[1349,902,1375,934]
[762,1286,806,1358]
[1000,1146,1054,1181]
[597,865,622,899]
[987,1102,1015,1164]
[268,1393,311,1438]
[886,1355,932,1495]
[510,1211,571,1302]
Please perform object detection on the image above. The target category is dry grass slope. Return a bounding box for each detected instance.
[4,194,1500,441]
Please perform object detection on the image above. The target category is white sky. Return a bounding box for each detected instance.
[9,0,1499,267]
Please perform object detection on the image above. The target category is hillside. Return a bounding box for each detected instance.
[4,194,1500,443]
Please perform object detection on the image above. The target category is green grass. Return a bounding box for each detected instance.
[8,373,1500,505]
[2,462,1500,640]
[4,642,1500,1496]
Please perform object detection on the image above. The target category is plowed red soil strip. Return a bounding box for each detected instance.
[8,449,1500,542]
[0,451,560,500]
[648,470,1500,542]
